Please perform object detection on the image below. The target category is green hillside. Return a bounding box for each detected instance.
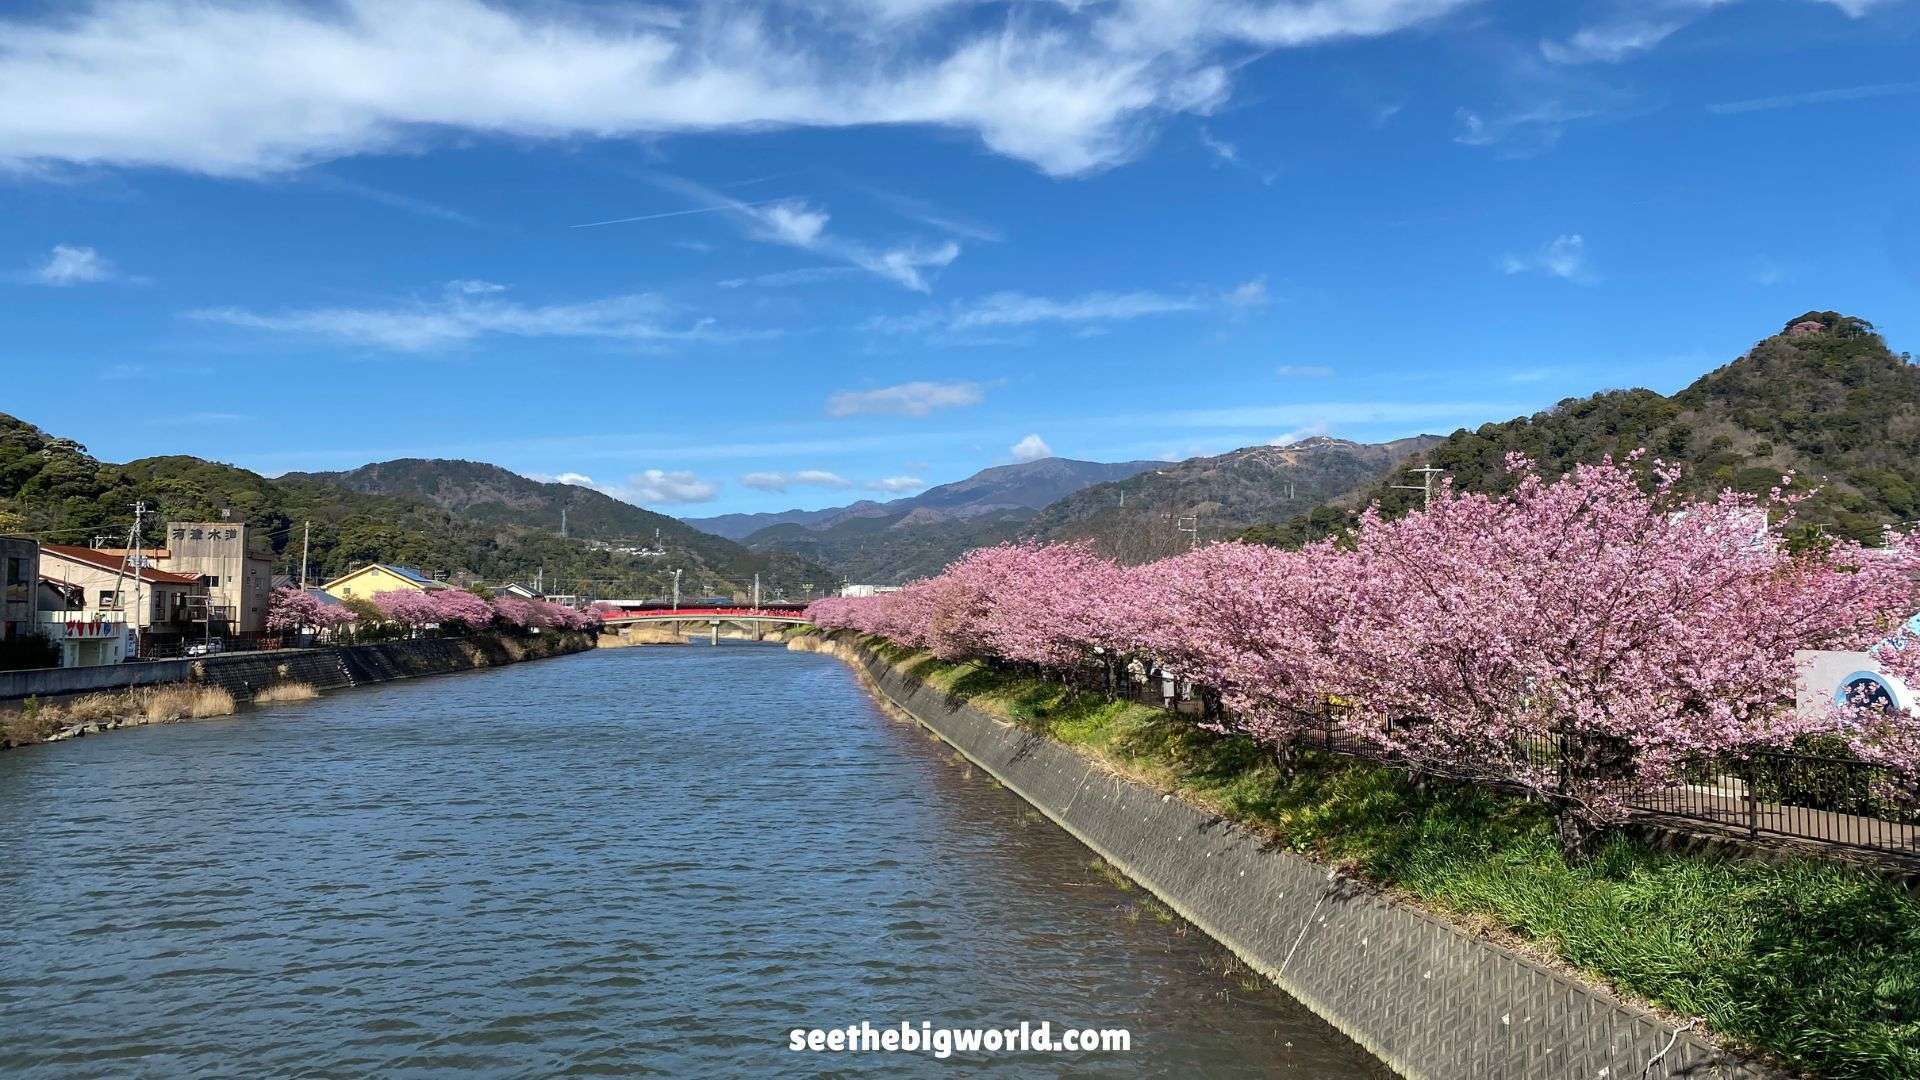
[1244,312,1919,548]
[0,416,824,599]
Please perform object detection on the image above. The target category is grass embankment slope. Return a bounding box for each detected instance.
[840,634,1920,1079]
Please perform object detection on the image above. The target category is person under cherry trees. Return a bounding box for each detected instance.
[808,453,1920,854]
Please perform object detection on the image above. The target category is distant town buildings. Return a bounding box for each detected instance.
[839,584,903,598]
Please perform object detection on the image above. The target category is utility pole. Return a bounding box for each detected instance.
[117,501,147,660]
[753,573,760,609]
[298,520,310,588]
[1393,466,1446,508]
[560,507,568,539]
[672,569,682,611]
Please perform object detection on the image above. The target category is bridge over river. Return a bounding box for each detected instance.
[599,606,810,644]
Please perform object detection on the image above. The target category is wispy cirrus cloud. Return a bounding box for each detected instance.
[868,278,1265,336]
[1543,1,1892,66]
[827,380,985,417]
[0,0,1473,180]
[868,475,925,494]
[599,174,961,292]
[187,280,742,352]
[1500,234,1592,282]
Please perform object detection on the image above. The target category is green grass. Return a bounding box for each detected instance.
[862,636,1920,1078]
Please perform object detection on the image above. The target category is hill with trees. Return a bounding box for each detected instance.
[1031,435,1442,562]
[1244,313,1919,548]
[694,456,1160,583]
[0,417,825,599]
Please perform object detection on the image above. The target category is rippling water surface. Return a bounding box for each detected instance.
[0,645,1386,1077]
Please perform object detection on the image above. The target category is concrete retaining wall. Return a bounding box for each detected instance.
[1,632,594,703]
[841,640,1768,1080]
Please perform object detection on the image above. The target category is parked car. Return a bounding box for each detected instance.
[185,639,226,657]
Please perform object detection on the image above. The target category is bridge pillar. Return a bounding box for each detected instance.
[710,622,719,646]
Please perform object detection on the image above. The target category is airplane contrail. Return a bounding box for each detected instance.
[569,197,784,229]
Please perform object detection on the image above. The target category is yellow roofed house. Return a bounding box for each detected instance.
[321,564,454,603]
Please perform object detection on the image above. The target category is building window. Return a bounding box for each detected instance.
[99,589,118,608]
[5,557,22,586]
[203,574,221,588]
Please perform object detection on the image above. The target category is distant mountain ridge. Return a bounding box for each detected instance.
[1030,435,1444,562]
[683,456,1161,540]
[282,457,830,592]
[0,418,820,596]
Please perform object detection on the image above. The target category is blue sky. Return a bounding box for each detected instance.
[5,0,1918,516]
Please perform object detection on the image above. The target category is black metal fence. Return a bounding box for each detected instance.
[1099,669,1920,861]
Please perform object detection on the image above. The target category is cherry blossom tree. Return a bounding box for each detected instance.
[265,586,356,637]
[373,589,442,636]
[806,452,1920,855]
[1323,454,1919,851]
[430,590,496,632]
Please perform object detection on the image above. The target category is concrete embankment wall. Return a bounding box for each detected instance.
[808,635,1766,1080]
[0,631,594,703]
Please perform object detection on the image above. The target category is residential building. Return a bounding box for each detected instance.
[322,563,452,602]
[1,536,38,643]
[37,544,209,655]
[840,584,903,598]
[157,521,274,636]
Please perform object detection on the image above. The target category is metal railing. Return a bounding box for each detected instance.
[1098,669,1920,861]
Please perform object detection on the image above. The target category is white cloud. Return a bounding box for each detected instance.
[868,475,925,493]
[1540,18,1687,64]
[1269,422,1327,445]
[1276,364,1333,378]
[869,280,1259,336]
[1224,276,1269,307]
[626,469,719,505]
[445,278,505,294]
[0,0,1472,180]
[31,244,116,285]
[645,175,961,292]
[553,472,597,487]
[1500,234,1591,282]
[1199,127,1239,163]
[1010,433,1053,462]
[188,286,740,351]
[827,380,985,417]
[739,469,854,493]
[794,469,853,488]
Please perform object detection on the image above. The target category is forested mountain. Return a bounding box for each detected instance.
[1031,435,1442,562]
[283,457,823,593]
[685,456,1159,540]
[1243,312,1919,548]
[0,418,824,598]
[691,456,1161,584]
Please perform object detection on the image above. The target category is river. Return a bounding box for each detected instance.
[0,644,1387,1076]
